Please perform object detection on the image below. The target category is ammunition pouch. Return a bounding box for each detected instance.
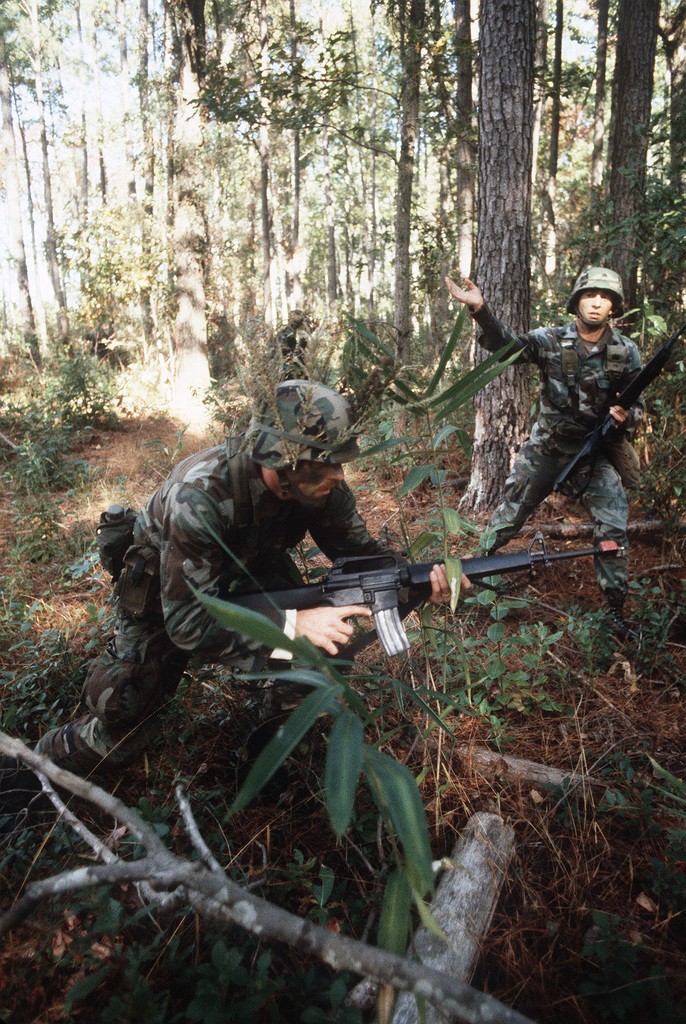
[604,434,640,489]
[97,505,139,581]
[117,544,162,620]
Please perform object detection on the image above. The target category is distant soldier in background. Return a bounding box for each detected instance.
[446,267,644,639]
[276,309,315,378]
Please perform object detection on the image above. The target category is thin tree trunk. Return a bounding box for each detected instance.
[92,15,107,203]
[461,0,535,515]
[287,0,302,309]
[0,31,38,363]
[172,0,211,428]
[259,0,275,324]
[14,92,48,357]
[530,0,548,198]
[117,0,136,200]
[322,109,338,310]
[75,0,89,227]
[138,0,155,351]
[394,0,425,365]
[591,0,609,189]
[28,0,69,342]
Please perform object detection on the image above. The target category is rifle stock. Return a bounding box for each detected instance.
[230,533,622,658]
[554,321,686,497]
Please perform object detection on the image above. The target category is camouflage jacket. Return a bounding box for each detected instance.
[133,438,388,661]
[472,305,645,454]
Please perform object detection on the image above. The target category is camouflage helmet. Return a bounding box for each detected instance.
[567,266,624,316]
[250,380,360,469]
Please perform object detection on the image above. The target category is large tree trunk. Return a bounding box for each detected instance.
[0,31,38,363]
[171,0,211,429]
[543,0,562,281]
[461,0,535,515]
[607,0,660,314]
[322,109,338,310]
[394,0,425,365]
[453,0,474,278]
[591,0,609,189]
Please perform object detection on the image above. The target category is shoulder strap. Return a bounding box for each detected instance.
[605,341,628,377]
[226,437,253,529]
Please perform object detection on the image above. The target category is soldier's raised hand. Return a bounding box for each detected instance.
[445,276,484,312]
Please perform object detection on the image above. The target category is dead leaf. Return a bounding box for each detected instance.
[530,789,545,805]
[636,892,658,914]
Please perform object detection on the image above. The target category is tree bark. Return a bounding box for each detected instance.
[394,0,425,365]
[0,30,38,363]
[453,0,474,278]
[259,0,276,324]
[461,0,535,514]
[171,0,211,428]
[138,0,155,351]
[607,0,660,314]
[591,0,609,189]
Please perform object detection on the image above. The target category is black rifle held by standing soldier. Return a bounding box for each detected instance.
[232,533,622,657]
[554,321,686,498]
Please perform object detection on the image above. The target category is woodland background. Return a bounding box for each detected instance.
[0,1,685,1023]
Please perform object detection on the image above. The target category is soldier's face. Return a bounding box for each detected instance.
[577,290,614,325]
[284,460,345,506]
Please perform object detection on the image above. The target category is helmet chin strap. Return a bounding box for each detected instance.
[576,308,610,329]
[275,466,328,507]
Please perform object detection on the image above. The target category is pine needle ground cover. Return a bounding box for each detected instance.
[0,413,684,1024]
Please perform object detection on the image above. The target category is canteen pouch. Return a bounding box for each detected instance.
[604,434,640,489]
[97,505,139,581]
[117,544,162,619]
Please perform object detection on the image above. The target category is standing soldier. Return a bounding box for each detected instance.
[446,268,644,638]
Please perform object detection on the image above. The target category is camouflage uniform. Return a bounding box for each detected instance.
[471,304,644,603]
[36,432,387,775]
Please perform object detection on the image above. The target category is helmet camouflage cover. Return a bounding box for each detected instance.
[249,380,360,469]
[567,266,625,316]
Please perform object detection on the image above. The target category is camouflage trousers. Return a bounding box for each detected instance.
[486,440,629,603]
[34,614,263,776]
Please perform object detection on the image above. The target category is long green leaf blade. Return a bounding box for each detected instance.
[362,747,434,897]
[229,685,340,815]
[426,305,468,397]
[377,868,413,957]
[325,712,365,838]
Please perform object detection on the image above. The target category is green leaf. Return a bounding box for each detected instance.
[64,966,112,1012]
[443,508,480,536]
[229,685,341,816]
[487,621,507,642]
[444,556,463,613]
[426,306,468,397]
[325,712,364,838]
[377,868,413,956]
[362,747,434,897]
[431,341,520,423]
[394,678,454,736]
[358,436,413,459]
[408,530,440,557]
[399,465,433,497]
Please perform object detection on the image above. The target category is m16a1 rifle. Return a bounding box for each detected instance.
[554,321,686,498]
[232,533,622,657]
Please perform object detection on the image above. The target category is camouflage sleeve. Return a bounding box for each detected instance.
[471,304,545,365]
[159,484,284,664]
[308,483,393,561]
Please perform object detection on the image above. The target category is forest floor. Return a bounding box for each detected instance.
[1,414,685,1024]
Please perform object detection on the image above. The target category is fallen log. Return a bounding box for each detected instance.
[455,745,607,792]
[347,812,516,1022]
[518,519,686,540]
[391,812,516,1024]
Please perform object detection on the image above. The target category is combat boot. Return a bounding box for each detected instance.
[607,597,640,641]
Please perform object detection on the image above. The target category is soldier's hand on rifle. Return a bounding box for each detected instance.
[428,564,470,605]
[295,605,371,655]
[609,393,629,427]
[445,276,485,313]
